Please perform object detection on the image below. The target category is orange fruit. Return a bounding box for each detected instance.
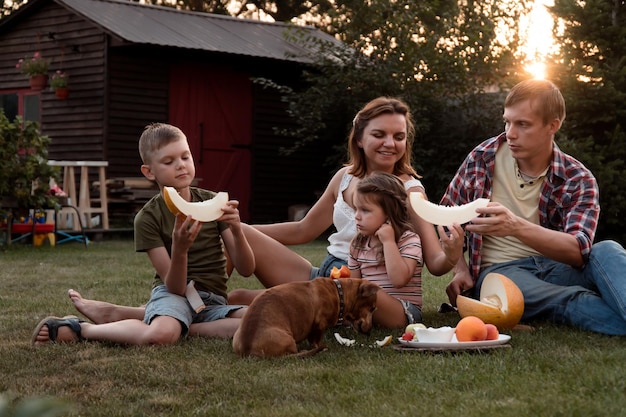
[455,316,488,342]
[330,265,350,278]
[338,265,350,277]
[485,323,499,340]
[456,273,524,330]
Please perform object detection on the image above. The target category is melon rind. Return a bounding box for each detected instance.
[456,273,524,330]
[162,187,228,222]
[409,192,489,226]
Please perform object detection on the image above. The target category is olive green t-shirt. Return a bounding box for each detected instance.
[134,187,230,298]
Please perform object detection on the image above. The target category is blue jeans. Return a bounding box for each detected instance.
[310,253,347,280]
[479,240,626,335]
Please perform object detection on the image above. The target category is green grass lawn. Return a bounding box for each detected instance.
[1,239,625,416]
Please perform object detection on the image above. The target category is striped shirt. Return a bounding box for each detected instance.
[348,230,423,307]
[440,132,599,282]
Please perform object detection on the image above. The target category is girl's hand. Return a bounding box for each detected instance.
[437,223,464,265]
[375,221,395,244]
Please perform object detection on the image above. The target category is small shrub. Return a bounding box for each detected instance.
[0,110,59,212]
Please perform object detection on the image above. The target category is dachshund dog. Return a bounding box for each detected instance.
[232,278,379,358]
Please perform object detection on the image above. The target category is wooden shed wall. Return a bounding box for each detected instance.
[0,2,107,161]
[107,48,169,178]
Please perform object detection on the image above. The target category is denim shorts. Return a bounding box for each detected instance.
[144,285,245,336]
[400,299,423,324]
[310,253,347,280]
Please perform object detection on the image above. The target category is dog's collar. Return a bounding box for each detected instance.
[333,279,345,325]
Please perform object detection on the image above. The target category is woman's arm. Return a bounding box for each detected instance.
[252,167,348,245]
[219,200,256,277]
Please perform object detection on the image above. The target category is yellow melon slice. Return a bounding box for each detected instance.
[162,186,228,222]
[409,192,489,226]
[456,273,524,330]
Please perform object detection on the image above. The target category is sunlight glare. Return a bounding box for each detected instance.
[520,0,556,79]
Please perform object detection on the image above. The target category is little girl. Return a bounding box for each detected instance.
[348,172,423,329]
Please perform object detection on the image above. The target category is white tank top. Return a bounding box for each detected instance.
[327,173,422,261]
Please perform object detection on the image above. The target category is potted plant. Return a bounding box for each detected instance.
[50,70,69,99]
[15,52,50,91]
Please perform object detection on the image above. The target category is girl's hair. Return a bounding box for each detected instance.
[346,97,418,179]
[351,172,415,254]
[505,79,566,125]
[138,123,187,164]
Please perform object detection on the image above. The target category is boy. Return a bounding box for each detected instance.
[32,123,255,345]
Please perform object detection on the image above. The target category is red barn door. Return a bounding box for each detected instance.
[169,63,252,220]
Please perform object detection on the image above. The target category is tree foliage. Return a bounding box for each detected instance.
[550,0,626,242]
[261,0,526,200]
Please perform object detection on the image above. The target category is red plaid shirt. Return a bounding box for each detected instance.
[440,133,599,282]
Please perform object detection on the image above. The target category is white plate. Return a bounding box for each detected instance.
[398,334,511,349]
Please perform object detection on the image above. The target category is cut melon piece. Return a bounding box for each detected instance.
[409,192,489,226]
[334,332,355,346]
[162,186,228,222]
[456,273,524,330]
[375,335,393,347]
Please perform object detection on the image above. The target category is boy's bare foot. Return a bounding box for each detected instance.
[31,316,84,346]
[68,289,111,324]
[68,289,146,323]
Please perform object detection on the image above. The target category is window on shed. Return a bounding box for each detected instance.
[0,91,41,123]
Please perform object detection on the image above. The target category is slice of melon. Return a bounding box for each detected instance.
[334,332,355,346]
[409,192,490,225]
[456,273,524,330]
[162,186,228,222]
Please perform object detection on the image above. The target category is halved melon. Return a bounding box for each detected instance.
[409,192,489,226]
[456,273,524,330]
[162,186,228,222]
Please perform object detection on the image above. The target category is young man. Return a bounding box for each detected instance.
[443,79,626,335]
[32,123,255,346]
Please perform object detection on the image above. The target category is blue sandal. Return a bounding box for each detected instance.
[31,315,85,346]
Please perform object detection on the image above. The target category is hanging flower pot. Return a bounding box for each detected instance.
[55,87,69,100]
[29,74,49,91]
[50,71,69,99]
[16,52,50,91]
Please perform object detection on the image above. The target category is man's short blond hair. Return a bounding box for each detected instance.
[505,79,566,125]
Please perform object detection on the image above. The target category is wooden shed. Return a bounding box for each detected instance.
[0,0,343,224]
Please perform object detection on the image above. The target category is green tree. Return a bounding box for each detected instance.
[263,0,527,199]
[550,0,626,242]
